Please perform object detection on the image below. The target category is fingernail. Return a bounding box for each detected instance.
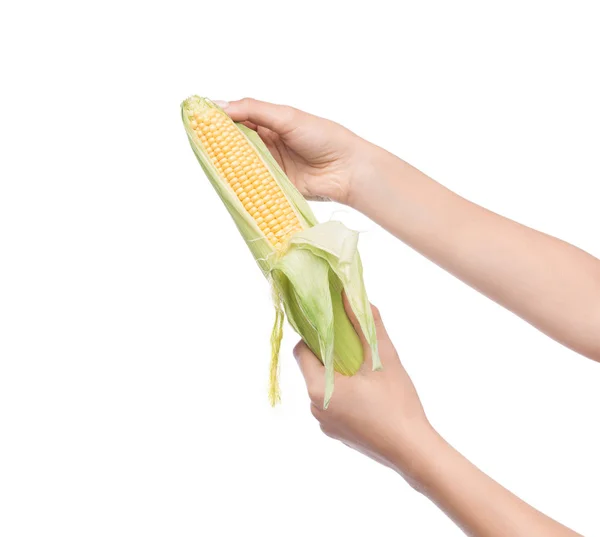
[213,100,230,109]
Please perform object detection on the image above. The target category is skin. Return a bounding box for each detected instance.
[216,97,598,536]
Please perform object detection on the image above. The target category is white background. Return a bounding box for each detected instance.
[1,1,599,535]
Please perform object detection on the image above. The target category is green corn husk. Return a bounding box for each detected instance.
[181,96,381,408]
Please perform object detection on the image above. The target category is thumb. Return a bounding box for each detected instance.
[221,97,300,136]
[342,293,390,369]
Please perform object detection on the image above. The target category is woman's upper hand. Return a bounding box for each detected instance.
[293,296,433,483]
[218,97,381,206]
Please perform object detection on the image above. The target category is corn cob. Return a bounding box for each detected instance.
[181,96,380,408]
[188,106,303,250]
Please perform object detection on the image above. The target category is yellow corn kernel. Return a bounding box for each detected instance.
[190,107,302,248]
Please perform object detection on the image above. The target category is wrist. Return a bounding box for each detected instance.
[346,142,407,212]
[388,419,447,492]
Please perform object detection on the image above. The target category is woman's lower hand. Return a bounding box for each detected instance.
[293,296,434,484]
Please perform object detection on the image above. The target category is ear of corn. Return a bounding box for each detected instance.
[181,96,380,408]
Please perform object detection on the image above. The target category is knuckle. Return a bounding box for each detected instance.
[320,424,335,439]
[293,341,304,360]
[280,105,297,120]
[275,105,298,131]
[370,304,381,321]
[307,384,324,406]
[239,97,257,111]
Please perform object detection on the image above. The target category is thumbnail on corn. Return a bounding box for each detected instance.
[181,96,380,408]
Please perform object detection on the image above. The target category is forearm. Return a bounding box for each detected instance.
[351,147,600,361]
[397,426,582,537]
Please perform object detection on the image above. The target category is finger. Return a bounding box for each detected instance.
[368,303,390,340]
[224,98,300,136]
[241,121,258,131]
[310,402,322,421]
[342,294,390,369]
[319,423,336,439]
[256,127,285,169]
[342,293,372,370]
[293,340,325,406]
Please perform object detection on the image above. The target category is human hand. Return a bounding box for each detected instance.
[293,296,433,481]
[217,97,385,206]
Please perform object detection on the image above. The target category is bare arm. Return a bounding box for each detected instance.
[409,427,582,537]
[350,148,600,362]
